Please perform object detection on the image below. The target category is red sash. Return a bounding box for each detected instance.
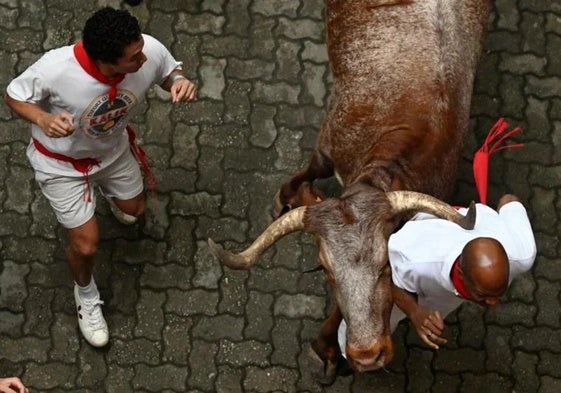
[33,126,155,202]
[32,138,100,202]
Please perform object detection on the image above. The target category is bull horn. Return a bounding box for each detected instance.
[386,191,476,230]
[208,206,307,269]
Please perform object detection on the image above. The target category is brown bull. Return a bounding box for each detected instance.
[209,0,489,384]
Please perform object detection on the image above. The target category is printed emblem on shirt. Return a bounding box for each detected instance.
[80,89,137,139]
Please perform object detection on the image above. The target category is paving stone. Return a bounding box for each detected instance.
[76,345,108,388]
[105,364,135,393]
[49,313,80,362]
[245,290,274,342]
[0,310,24,338]
[271,317,299,367]
[540,376,561,393]
[0,335,50,362]
[433,347,486,374]
[171,123,199,170]
[224,79,252,124]
[106,338,161,366]
[133,363,188,392]
[113,238,167,265]
[459,373,513,393]
[162,313,192,364]
[23,362,78,391]
[192,314,244,341]
[200,56,227,100]
[534,279,561,327]
[218,338,272,367]
[189,340,218,391]
[243,365,298,393]
[134,289,165,340]
[177,12,225,35]
[22,286,53,338]
[248,266,300,293]
[218,270,248,315]
[405,349,434,393]
[0,260,29,312]
[166,288,219,316]
[192,240,223,289]
[512,351,540,393]
[215,365,244,393]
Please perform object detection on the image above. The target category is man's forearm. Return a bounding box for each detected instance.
[160,69,184,92]
[391,282,420,318]
[3,93,46,126]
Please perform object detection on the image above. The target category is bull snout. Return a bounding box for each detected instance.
[345,335,394,372]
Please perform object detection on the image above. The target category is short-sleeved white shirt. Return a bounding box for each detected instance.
[6,34,181,177]
[389,201,537,320]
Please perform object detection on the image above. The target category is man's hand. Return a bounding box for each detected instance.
[37,112,74,138]
[410,307,447,350]
[497,194,519,210]
[0,377,28,393]
[170,77,197,103]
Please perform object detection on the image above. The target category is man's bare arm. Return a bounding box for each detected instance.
[3,93,74,137]
[392,282,447,349]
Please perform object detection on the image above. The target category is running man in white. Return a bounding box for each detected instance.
[4,7,197,347]
[338,194,536,355]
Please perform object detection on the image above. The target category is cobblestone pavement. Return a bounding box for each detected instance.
[0,0,560,392]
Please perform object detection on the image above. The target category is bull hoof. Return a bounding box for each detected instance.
[308,346,339,386]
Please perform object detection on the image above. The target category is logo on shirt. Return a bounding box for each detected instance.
[80,90,137,139]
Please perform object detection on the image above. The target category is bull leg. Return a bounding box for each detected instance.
[308,306,349,385]
[273,150,334,218]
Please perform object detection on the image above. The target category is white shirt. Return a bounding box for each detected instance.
[388,201,536,324]
[6,34,181,176]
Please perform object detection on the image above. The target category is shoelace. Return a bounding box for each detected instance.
[81,298,106,330]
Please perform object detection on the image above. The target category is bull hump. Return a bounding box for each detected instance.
[328,0,484,92]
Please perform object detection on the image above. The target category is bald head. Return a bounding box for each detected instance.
[460,237,509,301]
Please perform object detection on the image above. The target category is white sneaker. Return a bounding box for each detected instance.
[74,285,109,347]
[99,188,138,225]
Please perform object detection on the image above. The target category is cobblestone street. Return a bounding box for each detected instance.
[1,0,561,392]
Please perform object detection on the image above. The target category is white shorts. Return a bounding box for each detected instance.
[35,148,144,229]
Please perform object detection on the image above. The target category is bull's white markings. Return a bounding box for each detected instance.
[79,89,137,139]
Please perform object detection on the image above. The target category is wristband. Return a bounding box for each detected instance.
[171,74,187,83]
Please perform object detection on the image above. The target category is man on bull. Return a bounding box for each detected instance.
[338,193,536,353]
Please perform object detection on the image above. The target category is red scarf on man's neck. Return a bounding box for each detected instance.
[450,258,472,300]
[73,41,124,103]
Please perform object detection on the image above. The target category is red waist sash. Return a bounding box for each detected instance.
[32,126,155,202]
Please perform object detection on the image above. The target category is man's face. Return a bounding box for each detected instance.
[462,273,504,306]
[114,37,146,74]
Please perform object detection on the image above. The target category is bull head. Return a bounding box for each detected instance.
[208,189,475,372]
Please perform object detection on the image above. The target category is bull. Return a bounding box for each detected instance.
[208,0,489,383]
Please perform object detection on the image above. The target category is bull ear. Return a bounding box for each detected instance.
[386,191,476,230]
[208,206,307,269]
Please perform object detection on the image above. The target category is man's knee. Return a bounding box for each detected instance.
[116,194,145,217]
[69,236,98,258]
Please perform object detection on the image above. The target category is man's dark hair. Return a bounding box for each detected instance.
[82,7,141,64]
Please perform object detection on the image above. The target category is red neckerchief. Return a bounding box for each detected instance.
[73,41,125,103]
[450,258,472,300]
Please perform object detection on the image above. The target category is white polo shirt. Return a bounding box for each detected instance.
[388,201,536,322]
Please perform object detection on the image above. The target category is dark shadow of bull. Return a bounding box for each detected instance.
[209,0,489,385]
